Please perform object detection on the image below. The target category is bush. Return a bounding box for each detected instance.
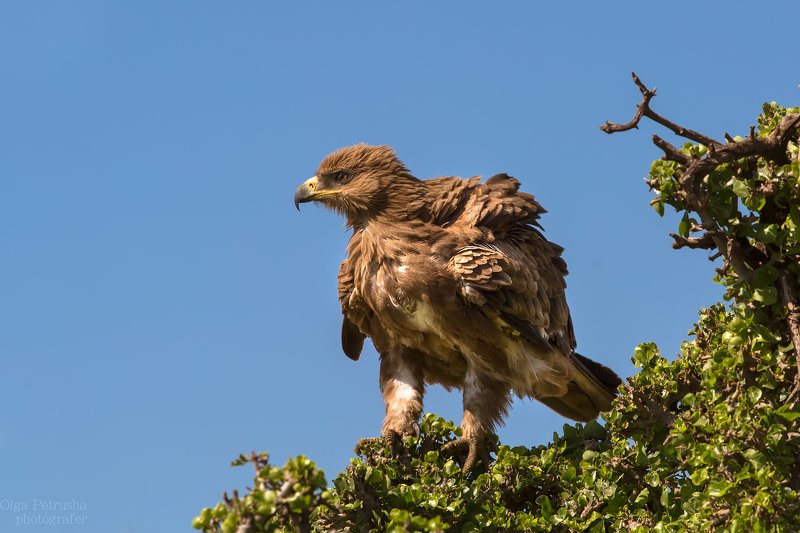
[195,82,800,532]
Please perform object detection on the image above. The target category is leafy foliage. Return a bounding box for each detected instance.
[192,453,327,533]
[194,103,800,532]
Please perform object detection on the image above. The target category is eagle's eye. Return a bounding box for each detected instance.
[334,170,350,183]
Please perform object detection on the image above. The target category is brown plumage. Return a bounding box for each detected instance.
[295,144,621,471]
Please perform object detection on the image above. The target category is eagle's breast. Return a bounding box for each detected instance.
[350,229,459,352]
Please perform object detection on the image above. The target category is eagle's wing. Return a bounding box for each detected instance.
[424,175,481,226]
[446,174,619,419]
[444,174,573,350]
[338,257,366,361]
[449,241,569,354]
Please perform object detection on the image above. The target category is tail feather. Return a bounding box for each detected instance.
[499,312,623,421]
[540,352,622,422]
[573,352,623,395]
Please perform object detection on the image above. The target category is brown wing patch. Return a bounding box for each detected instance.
[338,257,368,360]
[461,174,545,234]
[425,176,481,226]
[449,244,511,305]
[341,317,365,361]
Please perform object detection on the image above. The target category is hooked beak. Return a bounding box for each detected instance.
[294,176,319,210]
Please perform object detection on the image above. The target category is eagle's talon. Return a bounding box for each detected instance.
[354,429,402,455]
[441,436,492,473]
[384,428,402,450]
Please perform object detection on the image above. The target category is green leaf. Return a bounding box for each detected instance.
[743,448,767,470]
[644,471,660,487]
[776,405,800,421]
[681,392,696,407]
[443,459,461,476]
[708,480,732,498]
[752,265,779,288]
[366,466,384,486]
[744,194,766,211]
[731,178,750,199]
[651,199,665,217]
[751,223,779,244]
[584,420,607,441]
[753,287,777,305]
[221,514,239,533]
[691,467,709,486]
[727,317,747,333]
[747,386,763,404]
[599,480,618,498]
[678,212,691,237]
[536,495,552,518]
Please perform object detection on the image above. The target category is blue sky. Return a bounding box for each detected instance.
[2,2,798,532]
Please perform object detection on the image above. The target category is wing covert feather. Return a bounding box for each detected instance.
[443,173,575,353]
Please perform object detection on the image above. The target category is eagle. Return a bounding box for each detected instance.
[294,144,621,471]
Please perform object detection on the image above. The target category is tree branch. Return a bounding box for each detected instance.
[779,271,800,401]
[602,73,800,166]
[653,134,690,165]
[602,74,800,285]
[669,232,716,250]
[602,72,721,148]
[600,73,657,134]
[234,518,256,533]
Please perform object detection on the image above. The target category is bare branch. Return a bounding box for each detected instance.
[602,72,721,148]
[669,233,716,250]
[723,235,754,283]
[710,508,731,528]
[653,135,690,165]
[647,108,721,149]
[600,73,657,133]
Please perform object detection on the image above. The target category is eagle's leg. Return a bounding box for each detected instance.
[355,348,424,455]
[443,368,509,473]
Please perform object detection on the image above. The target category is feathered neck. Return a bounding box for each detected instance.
[346,173,426,231]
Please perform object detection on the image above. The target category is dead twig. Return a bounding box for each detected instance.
[602,72,721,149]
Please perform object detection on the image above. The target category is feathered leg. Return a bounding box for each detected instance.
[443,367,510,472]
[356,348,424,453]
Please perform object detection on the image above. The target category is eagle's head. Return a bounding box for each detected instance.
[294,144,419,226]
